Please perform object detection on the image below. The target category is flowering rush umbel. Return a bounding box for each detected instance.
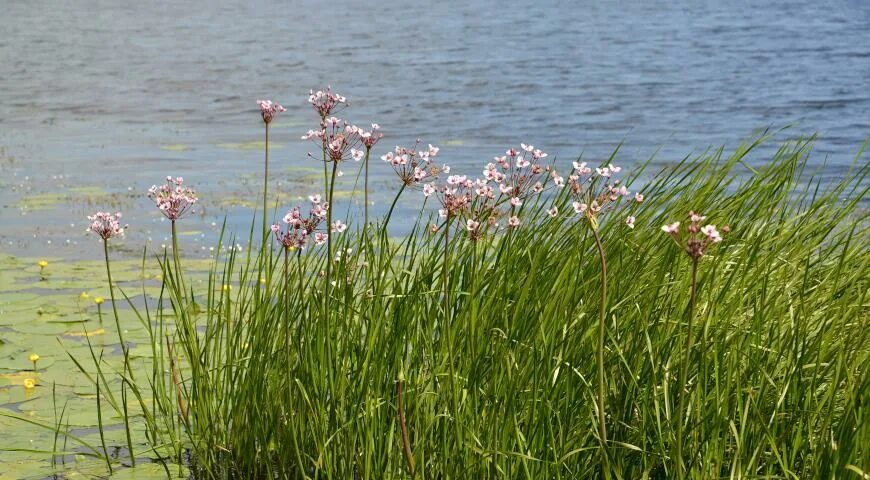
[360,124,383,150]
[662,211,729,259]
[272,195,346,250]
[147,176,198,221]
[257,99,285,124]
[302,117,374,170]
[88,212,127,240]
[566,161,641,229]
[386,142,446,187]
[435,143,561,240]
[485,144,560,208]
[308,87,346,119]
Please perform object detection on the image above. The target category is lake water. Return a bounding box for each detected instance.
[1,0,868,258]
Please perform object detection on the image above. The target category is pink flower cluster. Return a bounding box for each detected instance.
[435,174,474,222]
[566,161,642,227]
[360,124,383,149]
[308,87,346,119]
[385,142,446,187]
[147,176,198,221]
[424,143,564,240]
[271,195,346,250]
[662,211,728,259]
[257,99,285,124]
[483,144,560,210]
[88,211,127,240]
[302,118,376,165]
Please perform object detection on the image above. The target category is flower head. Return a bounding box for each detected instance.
[566,161,636,229]
[257,99,285,124]
[94,296,105,305]
[662,222,680,234]
[38,260,48,269]
[23,378,36,389]
[384,142,447,188]
[308,87,346,119]
[359,124,383,149]
[272,195,341,250]
[661,212,727,258]
[303,118,373,165]
[29,353,39,363]
[625,216,636,229]
[88,212,127,240]
[148,176,198,221]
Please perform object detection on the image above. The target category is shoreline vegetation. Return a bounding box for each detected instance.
[0,90,867,479]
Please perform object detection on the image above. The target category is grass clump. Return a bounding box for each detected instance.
[12,92,868,479]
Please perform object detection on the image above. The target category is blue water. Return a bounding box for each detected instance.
[1,0,868,256]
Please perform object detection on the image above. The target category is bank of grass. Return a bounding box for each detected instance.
[45,134,870,478]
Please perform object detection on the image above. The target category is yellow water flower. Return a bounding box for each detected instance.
[23,378,36,389]
[38,260,48,268]
[29,353,40,371]
[222,284,232,292]
[79,292,90,300]
[259,277,266,284]
[94,297,105,305]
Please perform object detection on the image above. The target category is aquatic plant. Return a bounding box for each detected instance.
[565,158,640,461]
[28,353,39,371]
[257,99,285,241]
[2,99,866,480]
[662,211,729,478]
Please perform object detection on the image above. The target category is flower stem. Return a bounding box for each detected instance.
[591,226,609,465]
[171,220,187,302]
[103,240,131,377]
[676,256,699,478]
[263,123,270,244]
[384,183,407,230]
[363,148,371,238]
[283,247,291,372]
[327,160,339,289]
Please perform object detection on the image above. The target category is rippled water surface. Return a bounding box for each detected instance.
[1,0,868,257]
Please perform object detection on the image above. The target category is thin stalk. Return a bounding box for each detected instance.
[364,147,371,237]
[442,218,451,322]
[676,257,699,478]
[383,182,407,229]
[591,226,609,463]
[442,216,462,453]
[263,123,270,243]
[283,247,291,375]
[171,219,187,301]
[296,249,304,302]
[327,160,339,288]
[398,379,415,476]
[103,240,131,379]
